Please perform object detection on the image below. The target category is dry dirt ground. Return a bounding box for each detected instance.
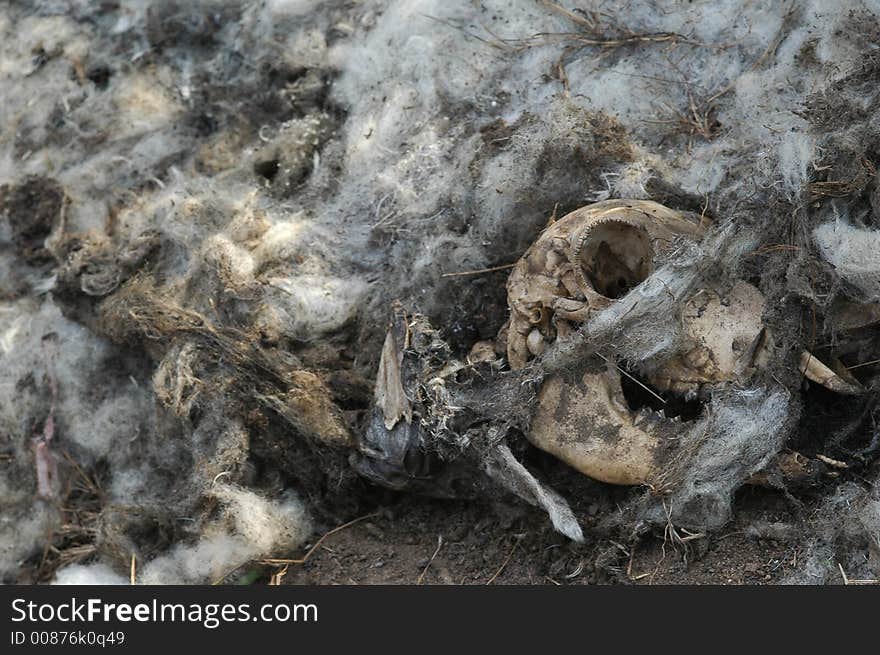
[270,489,803,585]
[261,452,867,586]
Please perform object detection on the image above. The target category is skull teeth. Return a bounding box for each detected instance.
[630,405,688,425]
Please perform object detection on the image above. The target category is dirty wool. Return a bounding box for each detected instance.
[2,0,880,585]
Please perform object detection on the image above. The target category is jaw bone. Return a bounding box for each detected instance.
[529,361,674,485]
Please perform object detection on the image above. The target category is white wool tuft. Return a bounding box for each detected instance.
[1,503,58,580]
[135,486,311,585]
[814,220,880,301]
[52,563,129,586]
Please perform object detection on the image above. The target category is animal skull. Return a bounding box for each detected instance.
[648,280,769,396]
[504,199,706,370]
[506,200,863,486]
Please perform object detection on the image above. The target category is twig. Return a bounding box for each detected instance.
[212,562,249,586]
[486,540,519,585]
[60,450,103,498]
[646,3,793,142]
[130,553,136,585]
[417,535,444,585]
[563,559,585,581]
[541,0,594,28]
[441,263,515,278]
[259,512,381,566]
[596,353,666,404]
[538,2,719,49]
[838,562,879,585]
[816,454,848,470]
[421,14,510,50]
[703,19,787,107]
[269,565,289,586]
[847,358,880,371]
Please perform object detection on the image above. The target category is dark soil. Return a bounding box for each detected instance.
[273,486,811,586]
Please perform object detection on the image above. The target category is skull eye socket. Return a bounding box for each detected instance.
[578,221,654,299]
